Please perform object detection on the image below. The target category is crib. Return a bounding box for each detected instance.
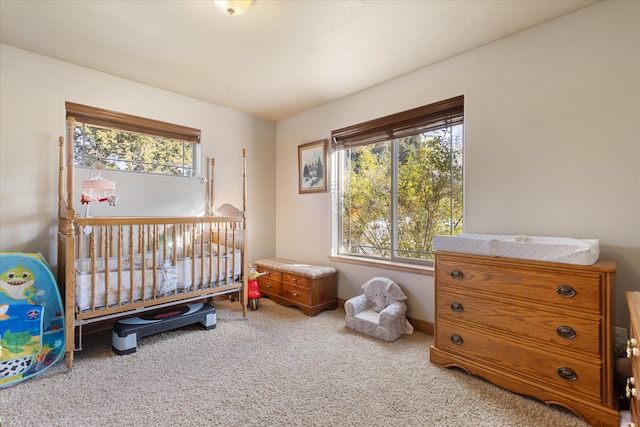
[57,118,247,368]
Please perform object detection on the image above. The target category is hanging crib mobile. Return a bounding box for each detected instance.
[80,161,119,216]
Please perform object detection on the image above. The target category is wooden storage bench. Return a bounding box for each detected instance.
[254,258,338,316]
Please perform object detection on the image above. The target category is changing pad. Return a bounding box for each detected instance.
[433,233,599,265]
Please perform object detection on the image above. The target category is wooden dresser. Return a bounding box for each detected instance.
[254,258,338,316]
[430,251,618,426]
[627,291,640,427]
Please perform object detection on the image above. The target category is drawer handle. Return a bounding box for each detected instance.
[556,325,577,339]
[628,338,639,358]
[450,301,464,312]
[626,377,637,399]
[292,290,299,297]
[450,334,464,345]
[450,269,464,280]
[557,366,577,382]
[555,285,576,298]
[266,283,272,288]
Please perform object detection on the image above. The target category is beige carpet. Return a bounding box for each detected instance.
[1,298,589,427]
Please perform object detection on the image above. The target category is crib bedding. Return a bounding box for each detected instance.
[433,233,600,265]
[75,250,242,311]
[74,246,240,276]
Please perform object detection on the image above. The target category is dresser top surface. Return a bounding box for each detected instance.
[435,250,618,272]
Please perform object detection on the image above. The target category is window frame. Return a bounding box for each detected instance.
[65,102,201,177]
[331,96,464,267]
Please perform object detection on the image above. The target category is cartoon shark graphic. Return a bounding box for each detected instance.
[0,265,37,302]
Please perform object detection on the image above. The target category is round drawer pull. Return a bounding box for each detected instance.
[628,338,639,358]
[450,269,464,280]
[626,377,638,399]
[266,283,272,288]
[450,301,464,312]
[555,285,576,298]
[556,325,577,339]
[292,290,299,297]
[450,334,464,345]
[557,366,577,382]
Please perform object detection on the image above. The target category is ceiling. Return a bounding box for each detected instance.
[0,0,600,122]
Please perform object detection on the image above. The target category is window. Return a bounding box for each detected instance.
[66,102,201,177]
[332,96,463,265]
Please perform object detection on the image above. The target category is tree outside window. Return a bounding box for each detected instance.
[66,102,200,178]
[332,96,463,265]
[73,124,195,177]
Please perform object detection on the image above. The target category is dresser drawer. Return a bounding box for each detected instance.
[630,334,639,425]
[627,292,640,426]
[282,283,310,305]
[631,398,639,427]
[256,267,282,295]
[436,318,603,401]
[256,267,282,282]
[282,273,311,288]
[258,277,282,296]
[437,290,601,357]
[436,256,602,312]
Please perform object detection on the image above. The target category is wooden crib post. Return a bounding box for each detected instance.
[242,148,247,217]
[63,230,76,368]
[242,148,248,315]
[58,125,79,368]
[129,225,135,303]
[210,158,215,216]
[58,136,65,213]
[57,135,67,292]
[65,117,76,216]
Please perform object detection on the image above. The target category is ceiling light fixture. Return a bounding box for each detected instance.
[214,0,253,16]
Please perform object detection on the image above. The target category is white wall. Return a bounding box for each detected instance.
[0,44,277,267]
[275,1,640,328]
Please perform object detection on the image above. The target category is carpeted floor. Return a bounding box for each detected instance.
[1,298,590,427]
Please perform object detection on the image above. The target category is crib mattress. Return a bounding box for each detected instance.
[433,233,599,265]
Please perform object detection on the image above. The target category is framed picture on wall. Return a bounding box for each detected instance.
[298,139,328,194]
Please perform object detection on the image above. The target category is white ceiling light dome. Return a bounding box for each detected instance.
[214,0,253,16]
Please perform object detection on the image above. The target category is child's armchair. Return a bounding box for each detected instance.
[344,277,413,342]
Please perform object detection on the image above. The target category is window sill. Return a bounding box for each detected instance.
[328,255,434,276]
